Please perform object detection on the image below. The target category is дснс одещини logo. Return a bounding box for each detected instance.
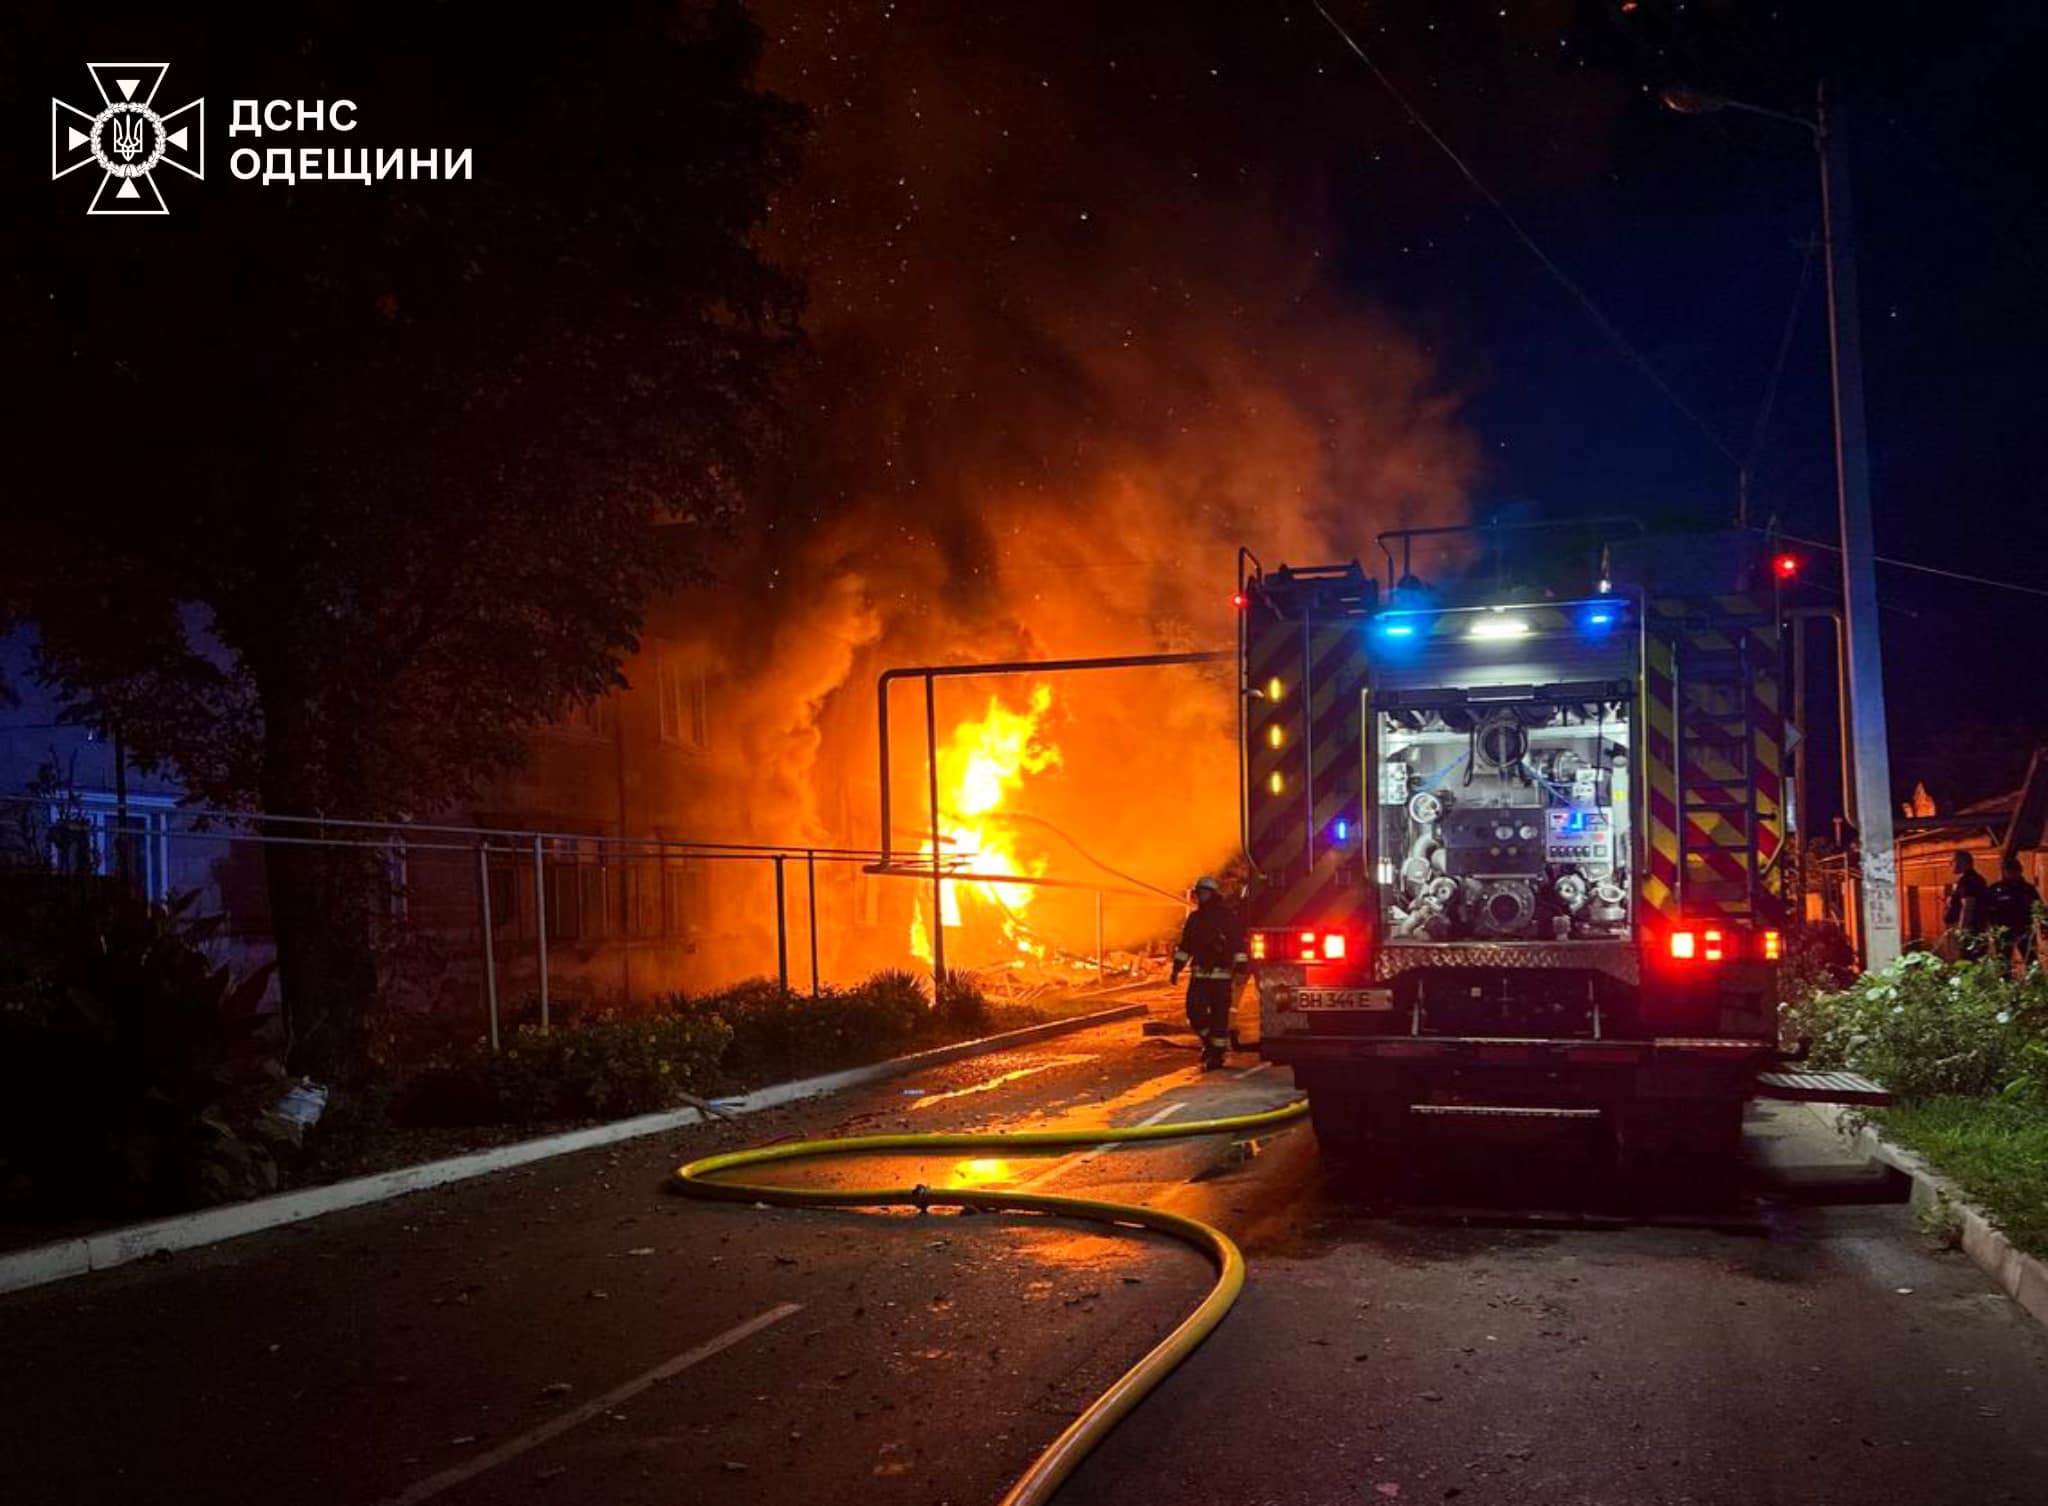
[52,63,204,216]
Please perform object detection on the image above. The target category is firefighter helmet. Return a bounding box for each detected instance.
[1191,875,1220,897]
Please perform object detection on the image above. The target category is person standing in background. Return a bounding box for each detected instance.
[1984,855,2041,967]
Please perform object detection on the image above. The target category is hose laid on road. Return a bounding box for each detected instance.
[671,1097,1309,1506]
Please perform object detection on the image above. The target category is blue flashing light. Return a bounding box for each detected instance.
[1381,621,1415,638]
[1333,818,1351,842]
[1580,603,1619,633]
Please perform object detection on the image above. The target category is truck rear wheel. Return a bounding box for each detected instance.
[1307,1085,1370,1166]
[1616,1096,1746,1199]
[1300,1070,1410,1179]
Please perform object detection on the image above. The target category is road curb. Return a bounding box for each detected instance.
[1807,1103,2048,1334]
[0,1001,1147,1299]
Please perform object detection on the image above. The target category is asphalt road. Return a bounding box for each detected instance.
[5,987,2046,1506]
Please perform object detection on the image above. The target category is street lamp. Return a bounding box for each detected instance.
[1663,80,1901,970]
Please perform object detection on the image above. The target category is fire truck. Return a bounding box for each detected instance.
[1238,521,1847,1166]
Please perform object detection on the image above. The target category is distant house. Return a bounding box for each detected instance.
[1891,746,2048,944]
[1,614,901,1012]
[0,630,191,902]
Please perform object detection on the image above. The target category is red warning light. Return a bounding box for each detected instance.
[1773,553,1800,580]
[1232,592,1249,610]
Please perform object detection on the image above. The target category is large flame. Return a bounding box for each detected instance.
[911,684,1062,963]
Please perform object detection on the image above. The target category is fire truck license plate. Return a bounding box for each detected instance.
[1294,988,1391,1011]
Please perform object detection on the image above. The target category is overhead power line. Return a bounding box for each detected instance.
[1309,0,1740,466]
[1762,528,2048,601]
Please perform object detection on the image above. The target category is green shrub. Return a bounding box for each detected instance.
[1784,951,2048,1102]
[2008,1038,2048,1106]
[935,968,991,1035]
[397,968,1013,1127]
[673,972,933,1076]
[400,1010,732,1127]
[0,872,284,1215]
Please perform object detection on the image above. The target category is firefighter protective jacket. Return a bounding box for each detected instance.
[1175,899,1247,978]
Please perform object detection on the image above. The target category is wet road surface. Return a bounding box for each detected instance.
[4,986,2046,1505]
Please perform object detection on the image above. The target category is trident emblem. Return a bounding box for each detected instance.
[110,113,146,161]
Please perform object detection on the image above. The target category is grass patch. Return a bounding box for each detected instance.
[1878,1096,2048,1261]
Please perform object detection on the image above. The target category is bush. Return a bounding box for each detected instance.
[396,968,1013,1128]
[935,969,992,1035]
[674,972,931,1076]
[496,1012,732,1122]
[1784,951,2048,1103]
[0,873,285,1215]
[399,1010,732,1127]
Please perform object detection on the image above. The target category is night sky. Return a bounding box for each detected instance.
[1284,0,2048,808]
[12,0,2046,826]
[745,0,2048,819]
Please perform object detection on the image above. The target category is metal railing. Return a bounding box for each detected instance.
[1,793,1178,1056]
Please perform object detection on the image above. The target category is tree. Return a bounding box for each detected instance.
[3,0,804,1076]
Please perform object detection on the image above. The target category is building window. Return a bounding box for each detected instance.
[45,793,173,900]
[656,648,709,751]
[660,857,709,937]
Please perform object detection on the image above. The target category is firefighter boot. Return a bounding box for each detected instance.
[1201,1036,1229,1072]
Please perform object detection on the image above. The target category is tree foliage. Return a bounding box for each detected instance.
[3,1,805,1071]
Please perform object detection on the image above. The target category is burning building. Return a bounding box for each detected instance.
[453,2,1479,999]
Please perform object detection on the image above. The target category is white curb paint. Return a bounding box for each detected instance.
[0,1001,1146,1298]
[1810,1103,2048,1334]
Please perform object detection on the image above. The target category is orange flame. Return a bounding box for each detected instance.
[911,683,1062,963]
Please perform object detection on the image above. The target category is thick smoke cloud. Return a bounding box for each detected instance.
[645,2,1478,984]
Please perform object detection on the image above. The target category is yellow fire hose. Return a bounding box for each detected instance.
[671,1097,1309,1506]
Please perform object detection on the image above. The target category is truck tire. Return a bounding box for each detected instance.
[1616,1096,1746,1199]
[1300,1070,1412,1184]
[1307,1085,1371,1167]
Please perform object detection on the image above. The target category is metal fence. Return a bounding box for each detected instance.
[1,794,1180,1058]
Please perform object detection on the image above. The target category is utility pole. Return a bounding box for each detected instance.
[1816,82,1900,968]
[1662,78,1901,969]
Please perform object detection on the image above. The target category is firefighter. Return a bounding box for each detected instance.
[1984,855,2042,967]
[1171,875,1246,1071]
[1944,848,1990,959]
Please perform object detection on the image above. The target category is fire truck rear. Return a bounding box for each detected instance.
[1239,525,1794,1165]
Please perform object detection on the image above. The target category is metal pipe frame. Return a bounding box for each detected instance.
[477,844,500,1051]
[874,650,1226,981]
[807,850,821,999]
[875,650,1231,873]
[773,855,789,993]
